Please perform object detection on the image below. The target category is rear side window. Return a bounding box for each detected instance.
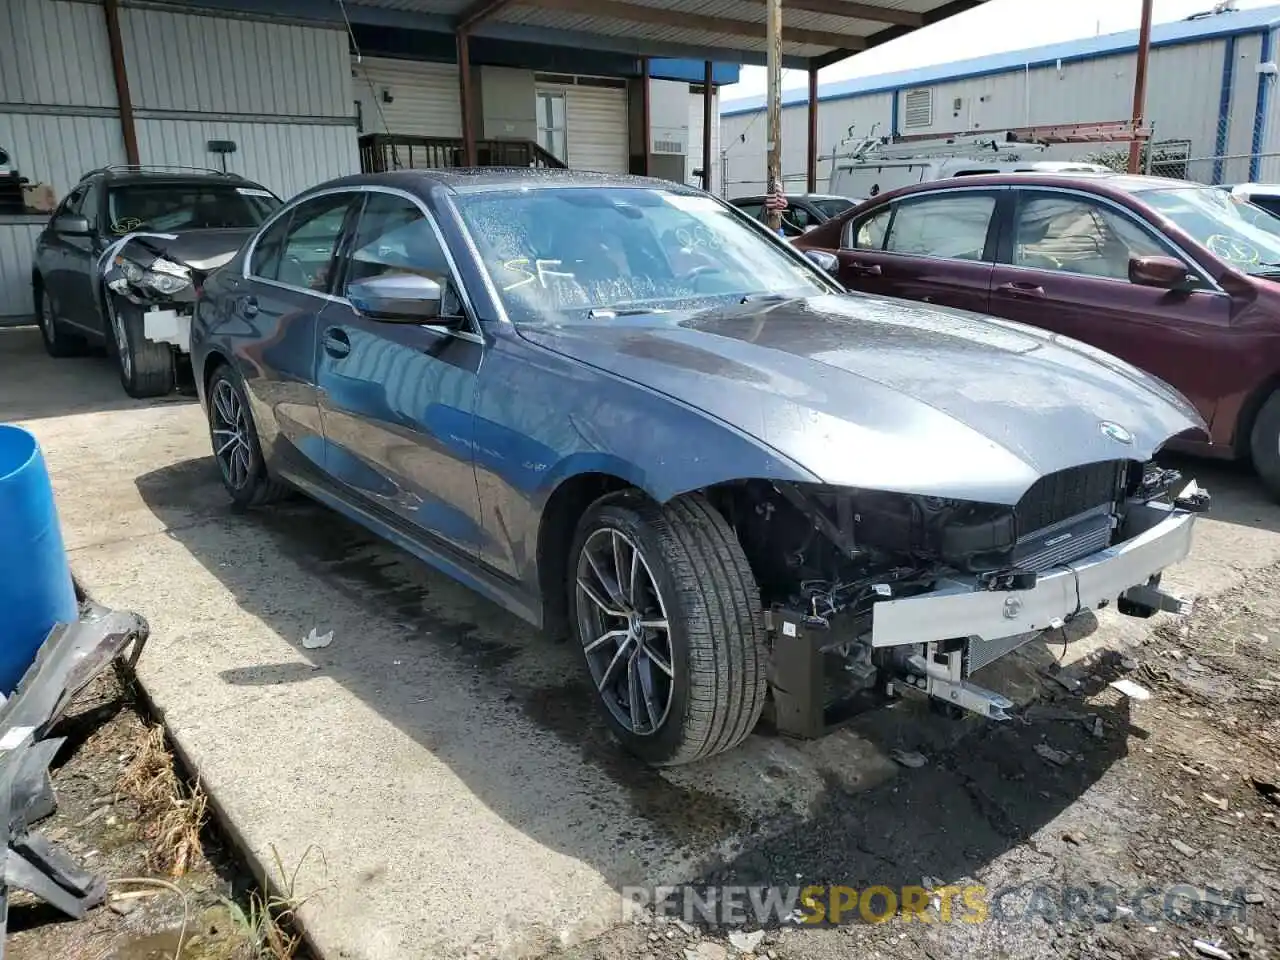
[884,193,997,261]
[735,202,764,221]
[274,194,355,293]
[249,214,291,281]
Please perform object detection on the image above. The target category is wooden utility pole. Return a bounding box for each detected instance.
[1128,0,1154,173]
[765,0,783,232]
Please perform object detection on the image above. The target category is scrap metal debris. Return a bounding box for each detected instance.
[1193,939,1233,960]
[1109,678,1153,701]
[890,749,928,769]
[0,602,148,958]
[302,628,334,650]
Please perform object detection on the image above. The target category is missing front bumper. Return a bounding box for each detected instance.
[767,500,1198,738]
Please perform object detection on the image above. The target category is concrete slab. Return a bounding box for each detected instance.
[4,325,1279,959]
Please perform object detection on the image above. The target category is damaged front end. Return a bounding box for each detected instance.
[709,459,1209,738]
[97,233,237,356]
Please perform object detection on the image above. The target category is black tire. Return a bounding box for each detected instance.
[33,279,87,358]
[106,295,175,398]
[206,364,290,508]
[568,490,767,766]
[1251,391,1280,500]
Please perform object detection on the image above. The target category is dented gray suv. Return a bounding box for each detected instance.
[31,164,280,398]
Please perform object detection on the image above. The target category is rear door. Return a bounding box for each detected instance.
[987,187,1232,423]
[231,190,360,476]
[834,187,1003,313]
[316,188,484,556]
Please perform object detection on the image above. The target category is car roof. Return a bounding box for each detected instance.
[873,170,1201,204]
[309,167,703,197]
[1229,182,1280,196]
[733,193,852,203]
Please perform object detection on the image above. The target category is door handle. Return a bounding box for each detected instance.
[848,261,883,276]
[996,281,1045,298]
[322,327,351,359]
[240,294,259,318]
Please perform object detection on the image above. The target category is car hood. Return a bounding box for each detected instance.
[519,294,1205,504]
[124,228,255,273]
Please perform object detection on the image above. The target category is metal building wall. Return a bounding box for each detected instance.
[1258,29,1280,182]
[353,57,463,138]
[686,90,721,193]
[0,0,126,323]
[120,5,359,200]
[721,34,1257,196]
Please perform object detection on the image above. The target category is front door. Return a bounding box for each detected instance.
[988,189,1232,425]
[834,188,1002,314]
[317,190,484,555]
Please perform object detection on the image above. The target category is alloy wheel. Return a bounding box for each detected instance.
[574,527,675,736]
[211,379,252,491]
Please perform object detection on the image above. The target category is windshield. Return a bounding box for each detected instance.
[107,182,280,234]
[1141,186,1280,275]
[452,187,831,322]
[810,197,855,219]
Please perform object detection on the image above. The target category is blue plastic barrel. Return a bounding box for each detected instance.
[0,424,77,694]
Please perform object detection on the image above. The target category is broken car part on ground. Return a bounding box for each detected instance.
[0,603,147,958]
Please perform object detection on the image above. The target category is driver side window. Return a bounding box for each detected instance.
[342,192,464,318]
[1012,193,1167,281]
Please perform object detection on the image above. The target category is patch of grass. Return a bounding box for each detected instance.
[223,844,326,960]
[118,724,208,877]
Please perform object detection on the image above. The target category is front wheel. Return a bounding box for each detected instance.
[1250,390,1280,501]
[568,491,767,766]
[107,295,175,398]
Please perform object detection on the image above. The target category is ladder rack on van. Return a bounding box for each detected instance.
[833,120,1153,165]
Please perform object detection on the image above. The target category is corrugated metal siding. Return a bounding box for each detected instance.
[121,8,352,118]
[1260,31,1280,182]
[686,92,721,194]
[542,83,629,173]
[0,222,43,322]
[134,120,358,200]
[353,58,462,137]
[0,113,125,197]
[721,37,1236,194]
[0,0,117,108]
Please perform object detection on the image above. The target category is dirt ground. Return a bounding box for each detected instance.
[554,562,1280,960]
[4,669,307,960]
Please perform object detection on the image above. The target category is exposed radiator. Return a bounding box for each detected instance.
[965,629,1041,675]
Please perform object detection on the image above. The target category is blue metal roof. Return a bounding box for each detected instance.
[649,59,740,85]
[722,4,1280,116]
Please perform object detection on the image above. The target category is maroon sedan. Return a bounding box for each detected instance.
[795,172,1280,495]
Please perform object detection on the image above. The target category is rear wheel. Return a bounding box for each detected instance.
[107,295,175,398]
[34,280,87,358]
[1250,390,1280,500]
[206,364,289,509]
[568,491,767,766]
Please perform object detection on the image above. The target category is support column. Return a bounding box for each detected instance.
[806,65,818,194]
[641,57,651,177]
[457,31,477,167]
[103,0,139,165]
[765,0,783,231]
[702,61,714,192]
[1128,0,1154,173]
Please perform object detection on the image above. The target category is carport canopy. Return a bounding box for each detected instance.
[173,0,988,187]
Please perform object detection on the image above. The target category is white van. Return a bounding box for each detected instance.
[830,155,1112,200]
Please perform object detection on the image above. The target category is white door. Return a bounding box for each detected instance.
[540,82,629,173]
[353,57,461,138]
[687,90,720,193]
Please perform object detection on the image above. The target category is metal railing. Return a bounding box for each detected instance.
[358,134,568,173]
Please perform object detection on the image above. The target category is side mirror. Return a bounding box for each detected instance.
[348,274,461,326]
[804,250,839,273]
[1129,255,1194,291]
[53,214,90,236]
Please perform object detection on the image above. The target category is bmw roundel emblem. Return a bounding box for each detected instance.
[1100,421,1134,445]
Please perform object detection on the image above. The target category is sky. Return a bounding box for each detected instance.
[721,0,1278,104]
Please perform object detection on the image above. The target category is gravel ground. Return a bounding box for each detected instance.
[551,562,1280,960]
